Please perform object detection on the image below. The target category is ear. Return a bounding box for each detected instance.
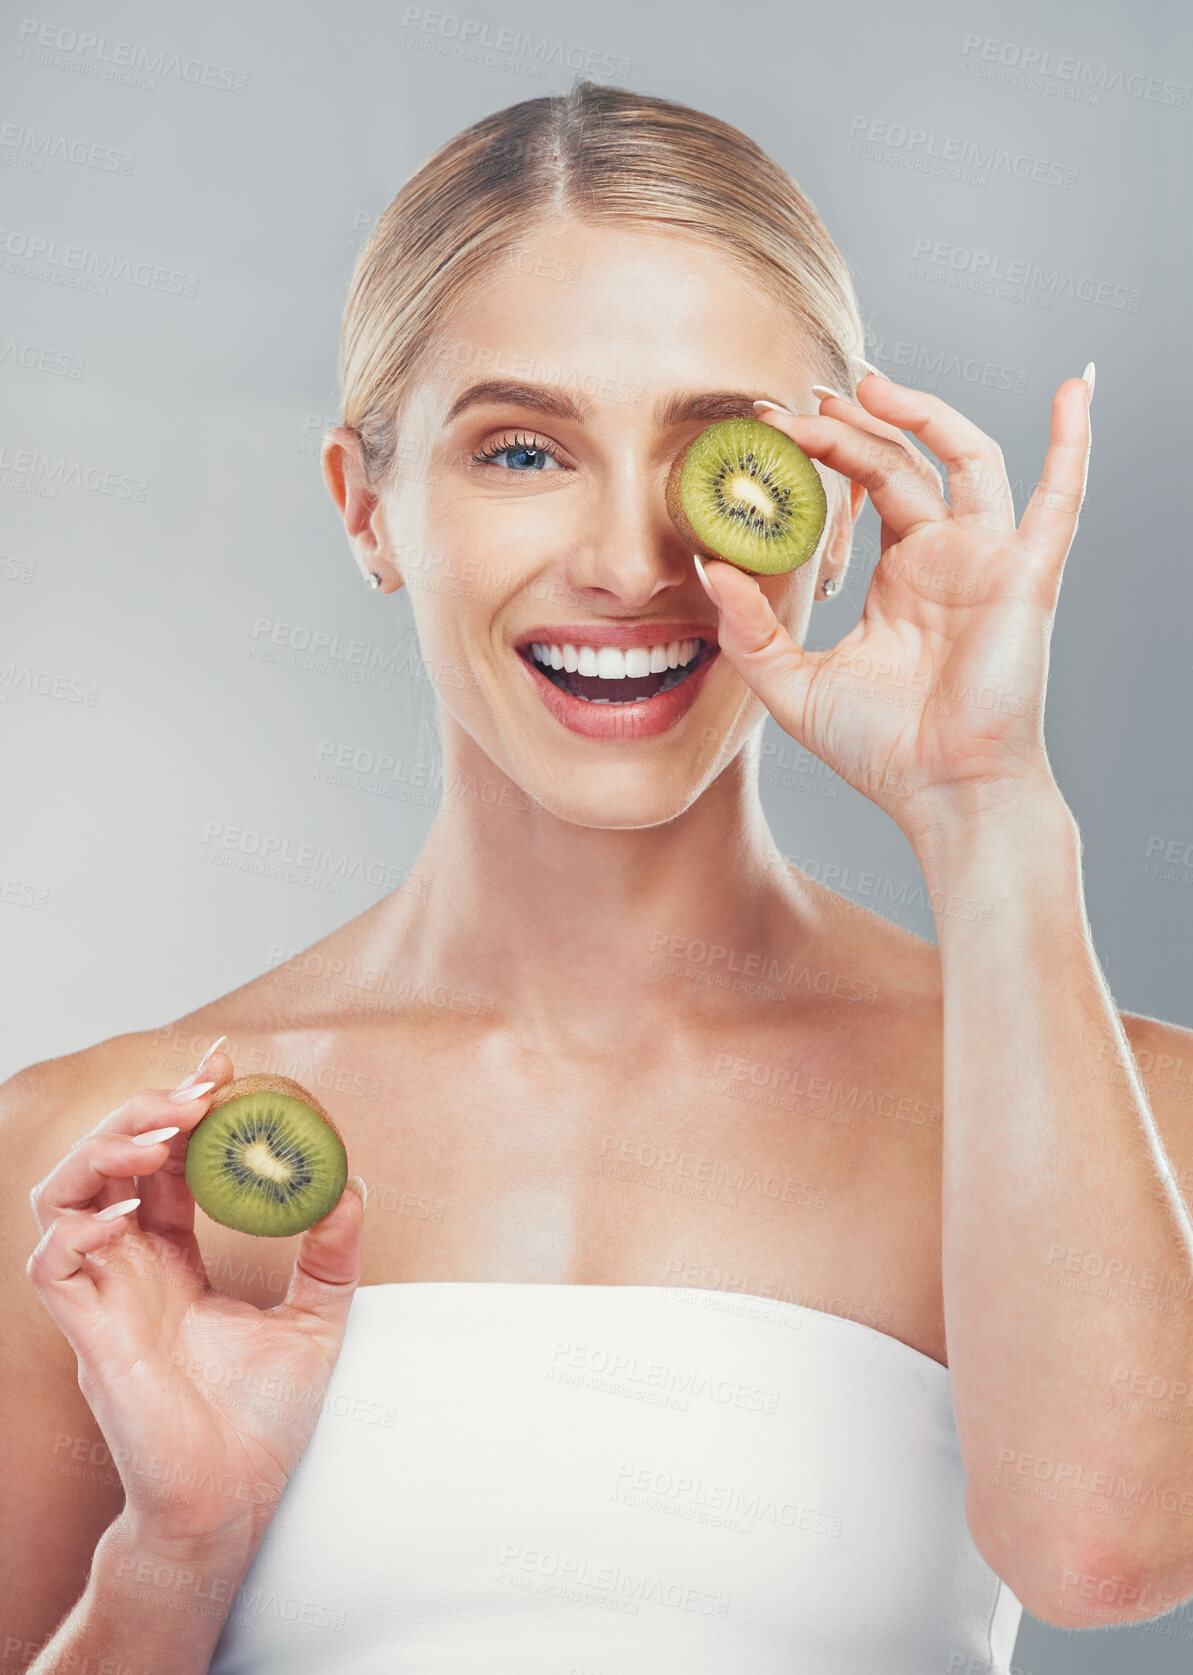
[320,426,403,592]
[821,475,867,571]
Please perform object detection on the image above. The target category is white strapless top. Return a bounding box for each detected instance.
[207,1283,1022,1673]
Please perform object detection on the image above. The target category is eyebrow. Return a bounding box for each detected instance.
[443,380,766,428]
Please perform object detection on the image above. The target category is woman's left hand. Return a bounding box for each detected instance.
[696,370,1092,846]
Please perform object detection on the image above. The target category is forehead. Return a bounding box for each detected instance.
[427,219,810,406]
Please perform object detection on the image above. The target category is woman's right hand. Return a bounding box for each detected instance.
[24,1050,365,1560]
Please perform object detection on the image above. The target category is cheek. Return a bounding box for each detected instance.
[428,474,586,597]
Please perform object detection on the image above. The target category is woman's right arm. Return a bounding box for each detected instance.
[0,1042,365,1673]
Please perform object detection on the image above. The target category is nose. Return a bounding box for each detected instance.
[563,459,694,609]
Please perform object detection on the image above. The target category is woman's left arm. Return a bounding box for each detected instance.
[694,365,1193,1626]
[915,775,1193,1631]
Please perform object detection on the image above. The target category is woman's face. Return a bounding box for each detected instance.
[363,219,851,829]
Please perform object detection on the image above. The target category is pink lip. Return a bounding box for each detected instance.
[514,624,721,741]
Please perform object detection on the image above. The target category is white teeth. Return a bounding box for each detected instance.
[528,637,702,679]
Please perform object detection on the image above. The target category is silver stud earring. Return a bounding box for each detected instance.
[366,571,383,589]
[821,574,839,596]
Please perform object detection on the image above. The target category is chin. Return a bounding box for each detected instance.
[519,772,711,832]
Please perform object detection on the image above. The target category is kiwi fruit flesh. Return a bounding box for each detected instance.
[666,417,827,576]
[184,1073,349,1238]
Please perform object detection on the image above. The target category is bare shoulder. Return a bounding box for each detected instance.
[0,1029,165,1197]
[0,1027,203,1322]
[0,945,315,1215]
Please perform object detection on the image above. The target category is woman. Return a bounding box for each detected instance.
[6,78,1193,1674]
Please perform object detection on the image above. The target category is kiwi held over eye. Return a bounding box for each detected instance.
[666,416,827,576]
[184,1074,349,1238]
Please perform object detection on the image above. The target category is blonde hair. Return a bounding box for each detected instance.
[338,78,865,490]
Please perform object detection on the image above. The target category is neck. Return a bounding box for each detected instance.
[360,720,821,1052]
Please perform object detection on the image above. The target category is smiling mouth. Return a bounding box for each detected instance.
[520,637,717,703]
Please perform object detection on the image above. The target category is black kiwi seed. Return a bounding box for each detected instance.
[184,1073,349,1238]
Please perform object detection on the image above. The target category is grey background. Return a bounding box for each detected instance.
[2,0,1191,1666]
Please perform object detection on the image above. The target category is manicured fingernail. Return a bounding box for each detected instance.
[854,358,887,380]
[345,1174,368,1209]
[692,553,722,611]
[175,1034,227,1091]
[1081,361,1095,403]
[97,1197,141,1221]
[169,1080,215,1103]
[810,385,843,401]
[133,1125,181,1148]
[752,398,795,416]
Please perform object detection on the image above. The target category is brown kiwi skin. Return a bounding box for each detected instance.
[665,449,718,562]
[202,1073,347,1148]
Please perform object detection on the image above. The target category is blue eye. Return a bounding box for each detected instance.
[472,432,562,472]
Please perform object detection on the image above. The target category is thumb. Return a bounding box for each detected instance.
[696,556,817,738]
[278,1174,365,1341]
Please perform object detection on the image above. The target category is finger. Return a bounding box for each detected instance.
[1014,377,1092,580]
[755,410,949,543]
[849,371,1016,529]
[274,1177,366,1348]
[126,1128,201,1240]
[30,1129,175,1231]
[695,558,819,750]
[26,1200,141,1322]
[139,1051,236,1238]
[30,1085,217,1232]
[783,394,945,497]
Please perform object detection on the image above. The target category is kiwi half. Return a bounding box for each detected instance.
[184,1073,349,1238]
[666,416,827,576]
